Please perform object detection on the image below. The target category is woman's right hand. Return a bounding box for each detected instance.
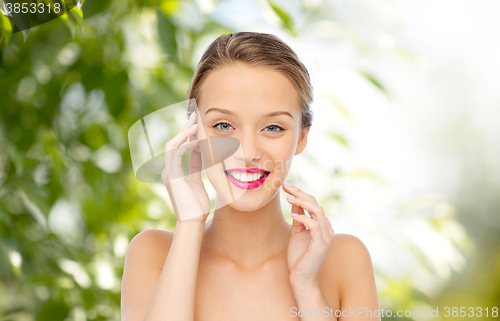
[162,111,210,225]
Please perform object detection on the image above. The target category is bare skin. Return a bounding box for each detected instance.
[121,62,380,321]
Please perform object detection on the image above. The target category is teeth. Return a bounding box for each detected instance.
[227,171,267,182]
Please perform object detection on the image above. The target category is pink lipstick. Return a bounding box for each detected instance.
[224,168,271,190]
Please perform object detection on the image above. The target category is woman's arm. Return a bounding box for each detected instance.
[122,110,210,321]
[291,285,337,320]
[143,222,205,321]
[283,181,337,320]
[282,182,380,321]
[121,223,205,321]
[327,234,380,321]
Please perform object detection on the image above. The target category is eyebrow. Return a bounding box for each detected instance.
[204,107,294,119]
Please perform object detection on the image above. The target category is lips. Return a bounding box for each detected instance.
[224,168,271,190]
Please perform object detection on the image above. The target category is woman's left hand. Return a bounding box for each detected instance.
[283,181,335,290]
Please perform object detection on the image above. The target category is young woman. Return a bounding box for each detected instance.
[121,32,380,321]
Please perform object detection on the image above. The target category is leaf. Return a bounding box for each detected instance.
[6,5,32,42]
[0,9,12,45]
[268,2,295,35]
[59,11,76,38]
[335,102,350,117]
[137,0,162,8]
[68,6,84,33]
[360,70,388,95]
[327,94,351,118]
[158,0,180,16]
[328,132,349,148]
[81,0,111,18]
[156,8,178,63]
[20,28,29,43]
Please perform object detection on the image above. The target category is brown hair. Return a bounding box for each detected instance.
[187,32,313,128]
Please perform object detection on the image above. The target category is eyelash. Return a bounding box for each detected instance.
[212,122,286,133]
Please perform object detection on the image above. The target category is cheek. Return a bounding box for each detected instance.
[205,163,246,202]
[262,137,296,182]
[268,135,297,161]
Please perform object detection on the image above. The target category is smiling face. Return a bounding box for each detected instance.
[194,62,310,212]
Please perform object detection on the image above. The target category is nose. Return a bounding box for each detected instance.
[232,132,261,164]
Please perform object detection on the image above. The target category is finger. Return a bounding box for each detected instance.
[166,124,198,151]
[320,216,334,241]
[183,110,198,129]
[169,140,199,168]
[286,196,331,241]
[325,220,335,243]
[189,147,203,183]
[166,110,198,151]
[187,124,202,183]
[290,214,324,245]
[164,140,199,180]
[291,221,306,234]
[286,191,306,234]
[286,197,323,220]
[285,194,306,235]
[283,183,329,226]
[282,182,317,204]
[290,212,306,234]
[287,195,305,216]
[188,127,200,153]
[283,183,305,216]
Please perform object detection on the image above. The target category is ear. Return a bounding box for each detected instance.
[294,126,311,156]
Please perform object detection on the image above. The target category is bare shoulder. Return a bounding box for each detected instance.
[121,229,174,321]
[326,233,372,262]
[126,229,175,270]
[320,233,380,319]
[320,233,376,300]
[322,233,374,276]
[324,235,380,319]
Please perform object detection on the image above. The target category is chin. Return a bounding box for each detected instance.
[223,190,278,212]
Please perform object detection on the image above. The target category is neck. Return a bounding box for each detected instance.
[203,192,291,269]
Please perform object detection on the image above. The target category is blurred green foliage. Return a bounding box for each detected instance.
[0,0,234,319]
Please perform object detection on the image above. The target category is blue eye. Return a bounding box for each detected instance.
[213,122,234,131]
[264,124,285,132]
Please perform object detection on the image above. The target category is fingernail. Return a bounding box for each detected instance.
[189,111,196,119]
[286,196,295,200]
[283,180,292,187]
[290,213,299,216]
[190,123,198,128]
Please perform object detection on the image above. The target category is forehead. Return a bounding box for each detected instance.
[197,62,300,117]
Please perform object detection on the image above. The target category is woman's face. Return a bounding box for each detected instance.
[195,62,310,212]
